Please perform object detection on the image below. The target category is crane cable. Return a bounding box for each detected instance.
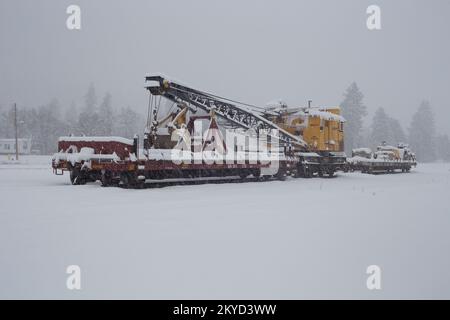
[154,95,162,122]
[168,85,267,112]
[146,93,153,129]
[197,89,267,111]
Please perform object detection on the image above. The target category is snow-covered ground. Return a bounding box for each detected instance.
[0,155,449,299]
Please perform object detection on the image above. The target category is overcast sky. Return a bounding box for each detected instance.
[1,0,449,134]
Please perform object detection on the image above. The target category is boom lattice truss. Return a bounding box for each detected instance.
[144,75,308,150]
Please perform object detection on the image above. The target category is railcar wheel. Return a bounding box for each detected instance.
[101,171,113,187]
[70,168,86,185]
[70,169,78,185]
[135,181,145,189]
[239,171,249,179]
[275,169,287,181]
[120,172,131,188]
[302,166,313,178]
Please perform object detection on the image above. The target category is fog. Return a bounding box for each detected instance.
[1,0,449,134]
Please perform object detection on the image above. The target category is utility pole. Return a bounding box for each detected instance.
[14,103,19,161]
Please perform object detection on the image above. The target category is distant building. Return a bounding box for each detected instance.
[0,138,32,155]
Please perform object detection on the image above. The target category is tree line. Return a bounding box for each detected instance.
[341,82,450,162]
[0,84,145,154]
[1,82,449,162]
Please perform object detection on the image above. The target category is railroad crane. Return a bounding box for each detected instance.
[143,75,308,151]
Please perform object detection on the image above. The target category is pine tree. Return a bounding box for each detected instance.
[369,107,391,147]
[84,83,97,111]
[0,106,14,138]
[78,83,99,136]
[34,99,66,154]
[388,117,406,145]
[408,100,436,162]
[0,105,4,137]
[436,134,450,162]
[340,82,367,154]
[64,101,79,136]
[98,93,114,136]
[116,107,142,138]
[369,106,408,149]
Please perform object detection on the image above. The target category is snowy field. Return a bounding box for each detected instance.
[0,155,449,299]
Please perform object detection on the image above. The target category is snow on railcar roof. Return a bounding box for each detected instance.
[58,136,134,145]
[304,109,345,122]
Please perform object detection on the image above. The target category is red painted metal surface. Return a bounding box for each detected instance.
[58,139,133,159]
